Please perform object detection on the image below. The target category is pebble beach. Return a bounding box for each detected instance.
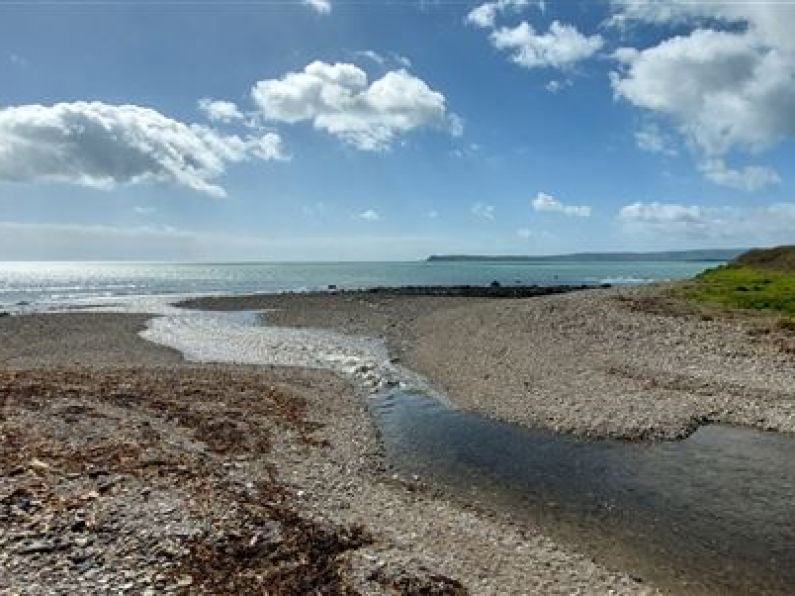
[3,283,794,594]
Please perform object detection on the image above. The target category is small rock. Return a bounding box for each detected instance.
[17,540,57,555]
[29,458,50,471]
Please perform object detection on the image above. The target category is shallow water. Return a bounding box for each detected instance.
[372,391,795,594]
[141,309,433,393]
[138,307,795,594]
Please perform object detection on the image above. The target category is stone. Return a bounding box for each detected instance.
[17,540,57,555]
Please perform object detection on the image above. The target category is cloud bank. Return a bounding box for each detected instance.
[0,101,287,198]
[618,201,795,245]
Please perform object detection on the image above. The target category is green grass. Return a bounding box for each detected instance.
[681,264,795,317]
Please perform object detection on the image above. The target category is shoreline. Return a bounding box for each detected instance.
[181,284,795,440]
[3,285,794,593]
[0,308,650,594]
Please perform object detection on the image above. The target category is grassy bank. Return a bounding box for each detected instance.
[682,264,795,320]
[681,247,795,325]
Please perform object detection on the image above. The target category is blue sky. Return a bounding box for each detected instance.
[1,0,794,260]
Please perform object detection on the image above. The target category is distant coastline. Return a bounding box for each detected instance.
[427,248,745,263]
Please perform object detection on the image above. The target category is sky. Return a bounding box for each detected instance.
[1,0,795,261]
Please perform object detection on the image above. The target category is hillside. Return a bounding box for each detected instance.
[733,246,795,272]
[683,246,795,318]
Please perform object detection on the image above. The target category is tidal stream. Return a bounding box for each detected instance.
[372,391,795,595]
[141,308,795,594]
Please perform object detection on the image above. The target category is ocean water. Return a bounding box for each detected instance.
[0,260,718,312]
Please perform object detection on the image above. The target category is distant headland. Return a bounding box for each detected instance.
[426,248,745,263]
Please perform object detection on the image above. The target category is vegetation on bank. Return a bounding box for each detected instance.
[679,246,795,322]
[733,245,795,271]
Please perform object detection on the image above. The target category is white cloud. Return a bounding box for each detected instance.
[357,209,381,221]
[619,202,703,226]
[133,206,157,215]
[0,101,287,198]
[699,158,781,192]
[303,0,331,14]
[198,98,245,123]
[251,61,460,151]
[544,79,572,94]
[466,0,529,29]
[354,50,413,69]
[532,192,591,217]
[618,201,795,245]
[491,21,604,69]
[355,50,386,65]
[634,121,677,156]
[610,3,795,189]
[392,53,413,68]
[471,202,495,220]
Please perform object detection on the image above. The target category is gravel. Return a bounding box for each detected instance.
[183,286,795,440]
[0,313,652,594]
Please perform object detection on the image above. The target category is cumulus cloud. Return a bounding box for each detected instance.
[357,209,381,221]
[466,0,529,29]
[618,200,795,245]
[0,102,287,198]
[198,98,245,123]
[251,61,460,151]
[610,2,795,189]
[303,0,331,14]
[532,192,591,217]
[471,202,496,220]
[491,21,604,69]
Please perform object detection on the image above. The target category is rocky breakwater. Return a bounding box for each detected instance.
[320,283,607,299]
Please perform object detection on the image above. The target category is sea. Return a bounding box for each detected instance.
[0,260,719,313]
